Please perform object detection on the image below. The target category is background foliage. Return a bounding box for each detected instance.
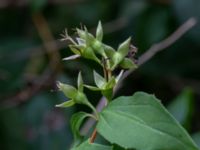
[0,0,200,149]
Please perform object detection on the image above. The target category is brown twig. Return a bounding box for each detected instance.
[137,17,197,66]
[32,13,61,71]
[1,13,62,108]
[81,17,197,135]
[89,128,97,143]
[1,68,56,108]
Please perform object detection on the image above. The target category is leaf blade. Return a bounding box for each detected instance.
[97,92,199,150]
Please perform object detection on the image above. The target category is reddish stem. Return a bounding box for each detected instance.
[89,128,97,143]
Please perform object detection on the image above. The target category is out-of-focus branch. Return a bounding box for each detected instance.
[138,17,197,66]
[1,13,62,108]
[32,13,61,71]
[1,69,55,108]
[81,17,197,135]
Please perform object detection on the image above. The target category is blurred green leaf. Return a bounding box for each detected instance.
[0,38,34,95]
[22,93,72,150]
[167,88,194,128]
[30,0,47,12]
[192,132,200,148]
[0,108,27,150]
[172,0,200,44]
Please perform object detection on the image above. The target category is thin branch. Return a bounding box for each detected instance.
[81,17,197,135]
[138,17,197,66]
[1,13,62,108]
[32,13,61,71]
[89,128,97,143]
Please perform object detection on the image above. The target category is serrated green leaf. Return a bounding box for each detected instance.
[71,139,112,150]
[57,82,78,99]
[97,92,199,150]
[77,72,83,92]
[117,37,131,58]
[119,58,137,69]
[84,85,101,91]
[96,21,103,41]
[55,100,75,108]
[93,71,106,88]
[71,112,95,147]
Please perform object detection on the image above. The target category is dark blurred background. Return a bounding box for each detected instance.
[0,0,200,149]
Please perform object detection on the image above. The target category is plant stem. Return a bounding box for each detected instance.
[107,69,112,80]
[87,102,99,120]
[103,67,108,81]
[89,128,97,143]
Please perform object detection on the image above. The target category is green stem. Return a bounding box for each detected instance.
[87,102,99,120]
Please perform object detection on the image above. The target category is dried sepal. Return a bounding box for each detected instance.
[62,54,80,61]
